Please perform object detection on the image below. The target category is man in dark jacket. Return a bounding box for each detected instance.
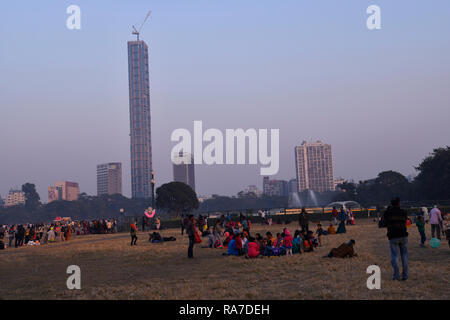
[383,197,408,281]
[298,208,309,233]
[186,215,196,259]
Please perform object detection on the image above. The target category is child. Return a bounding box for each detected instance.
[283,229,293,256]
[274,233,282,247]
[292,230,302,254]
[415,215,426,247]
[235,233,243,255]
[247,237,260,258]
[327,224,336,235]
[307,231,319,248]
[315,224,327,246]
[264,232,275,256]
[303,236,314,252]
[241,233,249,255]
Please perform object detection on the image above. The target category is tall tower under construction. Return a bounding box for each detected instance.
[128,39,152,198]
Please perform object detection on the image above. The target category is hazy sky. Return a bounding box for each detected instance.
[1,0,450,202]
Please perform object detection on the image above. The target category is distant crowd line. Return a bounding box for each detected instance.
[0,219,119,249]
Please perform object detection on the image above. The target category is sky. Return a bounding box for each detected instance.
[1,0,450,202]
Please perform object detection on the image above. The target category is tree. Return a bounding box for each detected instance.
[155,182,199,216]
[22,183,41,211]
[371,171,411,203]
[414,146,450,200]
[333,181,358,202]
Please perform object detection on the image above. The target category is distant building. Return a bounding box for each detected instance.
[48,181,80,203]
[197,195,212,203]
[172,151,196,191]
[238,185,263,197]
[295,141,334,193]
[244,185,263,197]
[97,163,123,196]
[288,178,298,193]
[263,177,288,197]
[0,194,4,207]
[5,190,26,207]
[333,178,346,190]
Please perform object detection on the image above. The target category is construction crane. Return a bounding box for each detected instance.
[132,10,152,41]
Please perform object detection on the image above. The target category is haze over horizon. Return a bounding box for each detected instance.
[1,0,450,202]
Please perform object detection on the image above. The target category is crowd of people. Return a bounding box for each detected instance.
[176,210,357,259]
[0,219,119,249]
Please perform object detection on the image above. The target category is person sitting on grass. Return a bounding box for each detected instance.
[225,234,240,256]
[323,239,357,258]
[307,231,319,248]
[274,233,282,247]
[223,231,233,247]
[235,233,243,255]
[246,237,260,258]
[316,223,328,236]
[203,227,215,248]
[242,232,249,255]
[292,230,302,254]
[303,234,314,253]
[263,232,275,256]
[255,233,265,255]
[327,224,336,235]
[315,223,327,246]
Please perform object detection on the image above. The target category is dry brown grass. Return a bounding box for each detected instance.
[0,220,449,300]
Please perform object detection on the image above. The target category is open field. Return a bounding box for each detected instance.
[0,219,449,300]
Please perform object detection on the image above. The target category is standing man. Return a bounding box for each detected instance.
[186,214,196,259]
[383,198,409,281]
[298,208,309,233]
[429,206,443,240]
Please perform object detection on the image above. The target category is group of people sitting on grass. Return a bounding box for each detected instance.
[196,216,349,258]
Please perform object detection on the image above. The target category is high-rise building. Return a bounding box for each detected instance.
[172,151,196,191]
[288,178,298,193]
[97,163,123,196]
[48,181,80,203]
[295,141,334,193]
[263,177,288,197]
[5,189,26,207]
[128,39,152,198]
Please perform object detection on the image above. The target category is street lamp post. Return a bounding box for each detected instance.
[151,171,155,209]
[119,208,124,231]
